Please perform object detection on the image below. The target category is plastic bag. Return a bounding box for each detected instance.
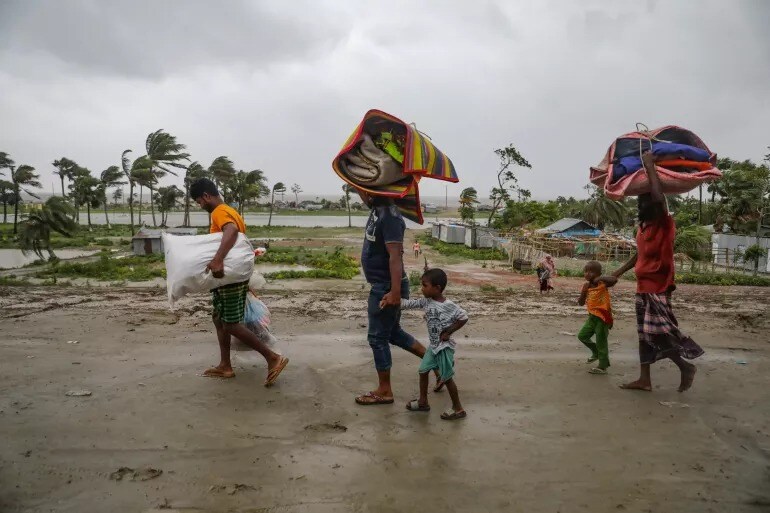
[163,232,254,305]
[244,292,271,327]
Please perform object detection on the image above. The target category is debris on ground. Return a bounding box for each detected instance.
[304,421,348,432]
[65,390,92,397]
[659,401,690,408]
[109,467,163,481]
[208,483,256,495]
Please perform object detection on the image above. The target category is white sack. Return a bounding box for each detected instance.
[163,232,254,305]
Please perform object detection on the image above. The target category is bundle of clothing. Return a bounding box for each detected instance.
[332,109,459,224]
[590,125,722,200]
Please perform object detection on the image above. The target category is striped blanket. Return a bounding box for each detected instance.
[332,109,458,224]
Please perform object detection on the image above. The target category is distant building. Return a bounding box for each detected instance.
[535,218,601,238]
[711,233,770,273]
[131,227,198,255]
[422,203,438,214]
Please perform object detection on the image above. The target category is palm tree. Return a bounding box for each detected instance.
[0,180,13,224]
[120,150,137,234]
[459,187,478,225]
[291,184,302,208]
[154,185,184,227]
[112,188,123,205]
[231,169,268,216]
[342,184,355,228]
[183,161,210,227]
[99,165,125,228]
[130,156,153,227]
[268,182,286,227]
[208,156,236,202]
[69,167,100,231]
[52,157,77,198]
[145,129,190,226]
[18,196,77,261]
[11,164,42,235]
[582,188,628,230]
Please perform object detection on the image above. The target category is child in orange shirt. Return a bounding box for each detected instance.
[577,261,618,375]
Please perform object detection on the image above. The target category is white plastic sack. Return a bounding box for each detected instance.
[163,232,255,305]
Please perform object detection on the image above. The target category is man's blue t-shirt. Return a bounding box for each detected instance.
[361,203,406,284]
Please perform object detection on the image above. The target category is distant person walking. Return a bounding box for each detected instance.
[536,254,556,293]
[613,152,703,392]
[413,241,421,259]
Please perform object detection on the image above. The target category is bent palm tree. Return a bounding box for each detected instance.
[183,161,210,227]
[342,184,355,228]
[18,196,77,261]
[268,182,286,227]
[130,156,153,228]
[145,130,189,227]
[582,189,627,230]
[11,164,42,234]
[155,186,184,227]
[120,150,137,234]
[0,180,13,224]
[209,156,236,202]
[231,169,268,216]
[52,157,77,198]
[99,165,125,228]
[69,167,100,231]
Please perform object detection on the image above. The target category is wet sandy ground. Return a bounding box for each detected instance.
[1,284,769,513]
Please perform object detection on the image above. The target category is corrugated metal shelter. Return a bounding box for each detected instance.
[536,218,601,238]
[132,228,198,255]
[711,233,770,273]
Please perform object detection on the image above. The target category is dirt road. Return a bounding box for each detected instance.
[1,283,769,513]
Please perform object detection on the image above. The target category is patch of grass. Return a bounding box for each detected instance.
[263,247,360,280]
[0,275,31,286]
[480,284,498,293]
[245,226,362,239]
[0,224,131,250]
[675,272,770,287]
[417,235,506,261]
[34,253,165,282]
[408,270,422,288]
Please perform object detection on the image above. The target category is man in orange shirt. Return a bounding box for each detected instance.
[190,178,288,386]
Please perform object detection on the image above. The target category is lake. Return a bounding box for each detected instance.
[0,249,99,269]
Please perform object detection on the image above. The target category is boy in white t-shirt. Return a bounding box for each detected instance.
[385,268,469,420]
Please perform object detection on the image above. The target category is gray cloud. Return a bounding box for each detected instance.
[1,0,769,202]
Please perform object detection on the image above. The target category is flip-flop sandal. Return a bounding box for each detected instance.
[588,367,608,375]
[264,357,289,387]
[355,392,394,405]
[406,399,430,412]
[433,379,446,393]
[440,409,467,421]
[202,368,235,379]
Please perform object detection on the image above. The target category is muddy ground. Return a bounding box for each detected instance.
[1,273,769,513]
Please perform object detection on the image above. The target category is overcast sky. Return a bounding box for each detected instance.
[1,0,769,202]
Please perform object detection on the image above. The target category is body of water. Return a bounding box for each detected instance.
[0,249,98,269]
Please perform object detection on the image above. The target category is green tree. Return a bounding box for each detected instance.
[120,149,137,234]
[129,156,153,227]
[69,167,100,231]
[0,180,13,224]
[582,186,628,231]
[112,188,123,206]
[268,182,286,227]
[714,159,770,235]
[10,164,42,235]
[145,129,190,226]
[495,200,562,230]
[154,185,184,227]
[291,183,302,208]
[18,196,77,261]
[487,144,532,226]
[99,165,125,228]
[183,161,210,227]
[209,156,236,202]
[342,184,355,228]
[743,244,766,276]
[459,187,478,225]
[52,157,78,199]
[674,224,711,261]
[230,169,268,216]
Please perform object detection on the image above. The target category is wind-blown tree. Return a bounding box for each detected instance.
[182,161,210,227]
[342,184,355,228]
[112,188,123,205]
[268,182,286,227]
[154,185,184,227]
[52,157,78,198]
[459,187,479,225]
[582,186,628,231]
[487,144,532,226]
[120,149,137,234]
[69,167,100,231]
[230,170,268,216]
[0,180,13,224]
[674,225,711,261]
[291,184,302,208]
[11,164,42,235]
[209,156,236,202]
[144,129,190,226]
[18,197,77,261]
[130,156,154,227]
[99,165,125,228]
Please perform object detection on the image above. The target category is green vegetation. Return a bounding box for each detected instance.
[479,284,498,293]
[675,272,770,287]
[0,275,31,286]
[0,223,131,250]
[262,247,360,280]
[34,253,165,282]
[417,235,506,261]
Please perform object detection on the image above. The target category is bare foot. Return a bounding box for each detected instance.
[202,366,235,379]
[619,379,652,391]
[678,364,696,392]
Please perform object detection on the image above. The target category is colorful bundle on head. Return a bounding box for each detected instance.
[332,109,459,224]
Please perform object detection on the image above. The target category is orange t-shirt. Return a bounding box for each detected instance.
[585,282,613,326]
[210,204,246,234]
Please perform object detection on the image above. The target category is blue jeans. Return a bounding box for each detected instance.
[368,278,415,371]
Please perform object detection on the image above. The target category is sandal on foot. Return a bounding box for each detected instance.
[586,356,599,364]
[264,357,289,387]
[355,392,394,406]
[406,399,430,412]
[202,367,235,379]
[588,367,608,375]
[440,409,467,421]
